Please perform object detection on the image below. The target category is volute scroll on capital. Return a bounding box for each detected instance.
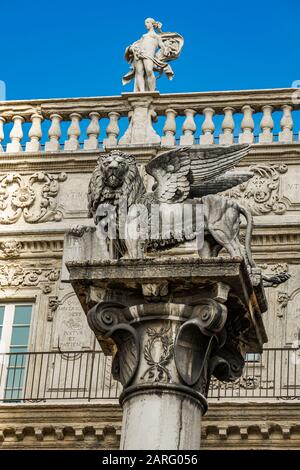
[85,281,248,402]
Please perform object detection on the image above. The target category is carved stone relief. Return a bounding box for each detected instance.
[0,240,21,258]
[210,376,274,392]
[0,239,64,260]
[223,164,288,215]
[259,263,289,275]
[52,292,93,351]
[47,296,61,322]
[0,172,67,224]
[141,324,174,383]
[0,264,60,287]
[258,263,300,347]
[43,284,53,294]
[277,292,290,318]
[259,263,290,319]
[285,288,300,346]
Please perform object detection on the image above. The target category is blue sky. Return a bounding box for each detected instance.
[1,0,299,100]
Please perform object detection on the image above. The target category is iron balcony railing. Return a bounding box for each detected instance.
[0,348,299,403]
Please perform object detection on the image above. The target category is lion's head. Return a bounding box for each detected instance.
[88,150,146,219]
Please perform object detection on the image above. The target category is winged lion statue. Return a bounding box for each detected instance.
[83,144,291,288]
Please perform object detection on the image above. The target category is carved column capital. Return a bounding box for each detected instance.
[87,288,244,409]
[67,257,267,450]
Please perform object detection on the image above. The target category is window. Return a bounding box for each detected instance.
[246,353,261,362]
[0,304,33,400]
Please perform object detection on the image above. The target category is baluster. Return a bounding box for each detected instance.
[103,112,120,147]
[239,105,255,144]
[26,113,43,152]
[0,116,5,152]
[84,112,100,150]
[6,115,24,152]
[279,105,293,142]
[259,105,274,143]
[219,107,235,145]
[119,110,133,145]
[180,109,196,145]
[45,114,62,151]
[199,107,215,145]
[64,113,81,150]
[161,109,177,146]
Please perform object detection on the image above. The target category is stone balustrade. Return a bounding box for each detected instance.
[0,88,299,152]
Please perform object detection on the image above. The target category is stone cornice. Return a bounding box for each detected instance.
[0,148,158,172]
[0,403,122,449]
[1,228,300,261]
[1,143,300,173]
[0,402,300,449]
[242,143,300,165]
[0,87,298,116]
[153,88,300,112]
[202,402,300,449]
[0,237,63,260]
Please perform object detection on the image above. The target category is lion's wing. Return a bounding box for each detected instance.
[145,144,250,202]
[190,171,254,197]
[145,147,191,203]
[189,144,250,183]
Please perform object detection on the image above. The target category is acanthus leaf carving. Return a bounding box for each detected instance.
[223,163,288,215]
[0,171,67,224]
[45,268,60,282]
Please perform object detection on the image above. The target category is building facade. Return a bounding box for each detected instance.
[0,88,300,449]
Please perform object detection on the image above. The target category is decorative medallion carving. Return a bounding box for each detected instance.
[0,172,67,224]
[223,164,288,215]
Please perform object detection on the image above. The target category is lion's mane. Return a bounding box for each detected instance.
[87,151,146,220]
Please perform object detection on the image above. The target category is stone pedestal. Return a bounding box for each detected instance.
[119,92,161,145]
[66,251,267,450]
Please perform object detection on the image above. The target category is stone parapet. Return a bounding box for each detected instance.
[0,88,299,152]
